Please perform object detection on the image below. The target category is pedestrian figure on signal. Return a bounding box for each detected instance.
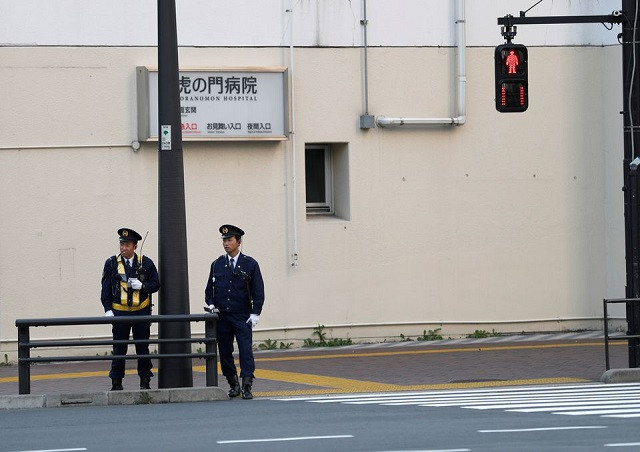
[205,224,265,399]
[506,50,519,74]
[100,228,160,391]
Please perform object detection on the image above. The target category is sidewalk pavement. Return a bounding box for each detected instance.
[0,332,635,408]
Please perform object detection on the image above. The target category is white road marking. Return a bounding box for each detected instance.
[11,449,87,452]
[378,449,470,452]
[467,399,640,410]
[277,383,640,403]
[553,407,640,416]
[478,426,607,433]
[274,383,640,419]
[217,434,354,444]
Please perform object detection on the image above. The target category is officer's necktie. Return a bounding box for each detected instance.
[229,258,234,271]
[125,259,131,276]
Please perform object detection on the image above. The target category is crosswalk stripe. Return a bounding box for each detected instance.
[556,407,640,416]
[278,382,640,403]
[510,403,640,413]
[273,383,640,419]
[381,392,640,406]
[466,399,640,410]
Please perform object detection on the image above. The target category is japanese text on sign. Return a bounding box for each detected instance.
[140,67,288,141]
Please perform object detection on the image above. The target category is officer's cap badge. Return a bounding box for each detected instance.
[219,224,245,239]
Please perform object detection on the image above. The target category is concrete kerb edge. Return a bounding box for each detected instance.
[0,394,45,409]
[0,387,229,410]
[600,368,640,384]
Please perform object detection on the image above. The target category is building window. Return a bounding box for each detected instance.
[305,143,350,219]
[305,144,333,214]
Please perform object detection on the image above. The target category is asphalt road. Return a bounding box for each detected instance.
[2,384,639,452]
[1,332,638,451]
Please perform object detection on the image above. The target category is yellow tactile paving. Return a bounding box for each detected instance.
[253,377,589,397]
[255,369,403,392]
[250,370,588,396]
[0,368,138,383]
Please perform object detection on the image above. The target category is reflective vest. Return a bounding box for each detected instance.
[111,254,150,312]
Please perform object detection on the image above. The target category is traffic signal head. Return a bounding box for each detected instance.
[495,44,528,113]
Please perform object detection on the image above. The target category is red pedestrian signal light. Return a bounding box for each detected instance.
[495,44,528,113]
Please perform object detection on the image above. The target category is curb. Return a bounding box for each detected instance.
[0,386,229,410]
[600,368,640,384]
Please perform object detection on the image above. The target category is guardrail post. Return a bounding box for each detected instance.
[17,325,31,395]
[604,298,610,370]
[204,314,218,386]
[204,315,218,387]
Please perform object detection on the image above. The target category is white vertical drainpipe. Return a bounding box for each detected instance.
[289,0,299,267]
[377,0,467,127]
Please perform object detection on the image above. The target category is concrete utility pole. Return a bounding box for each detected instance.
[157,0,193,388]
[622,0,640,367]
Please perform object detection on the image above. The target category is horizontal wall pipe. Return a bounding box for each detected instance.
[376,0,467,128]
[377,116,464,127]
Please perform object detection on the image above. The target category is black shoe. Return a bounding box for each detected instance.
[241,377,253,400]
[226,375,241,398]
[140,376,151,390]
[111,378,123,391]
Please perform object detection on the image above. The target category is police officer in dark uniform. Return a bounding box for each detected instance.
[205,224,265,399]
[101,228,160,391]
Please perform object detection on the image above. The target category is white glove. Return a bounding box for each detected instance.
[105,310,114,317]
[129,278,143,290]
[247,314,259,329]
[206,305,218,314]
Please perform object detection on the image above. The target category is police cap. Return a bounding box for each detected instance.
[117,228,142,243]
[219,224,244,239]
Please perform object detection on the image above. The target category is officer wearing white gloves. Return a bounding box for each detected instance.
[101,228,159,391]
[247,313,259,328]
[205,224,265,399]
[129,278,143,290]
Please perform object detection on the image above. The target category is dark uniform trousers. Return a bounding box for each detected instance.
[109,306,153,380]
[217,312,255,378]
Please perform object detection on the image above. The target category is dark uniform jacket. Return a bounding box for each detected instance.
[100,253,160,313]
[205,253,265,315]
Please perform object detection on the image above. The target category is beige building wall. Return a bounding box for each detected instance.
[0,42,625,357]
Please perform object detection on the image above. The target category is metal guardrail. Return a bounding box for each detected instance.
[15,314,218,395]
[603,298,640,370]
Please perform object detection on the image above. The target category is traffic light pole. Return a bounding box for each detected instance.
[497,12,623,43]
[498,14,622,27]
[621,0,640,367]
[496,6,640,367]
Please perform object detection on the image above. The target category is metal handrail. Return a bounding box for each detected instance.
[15,314,218,394]
[603,298,640,370]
